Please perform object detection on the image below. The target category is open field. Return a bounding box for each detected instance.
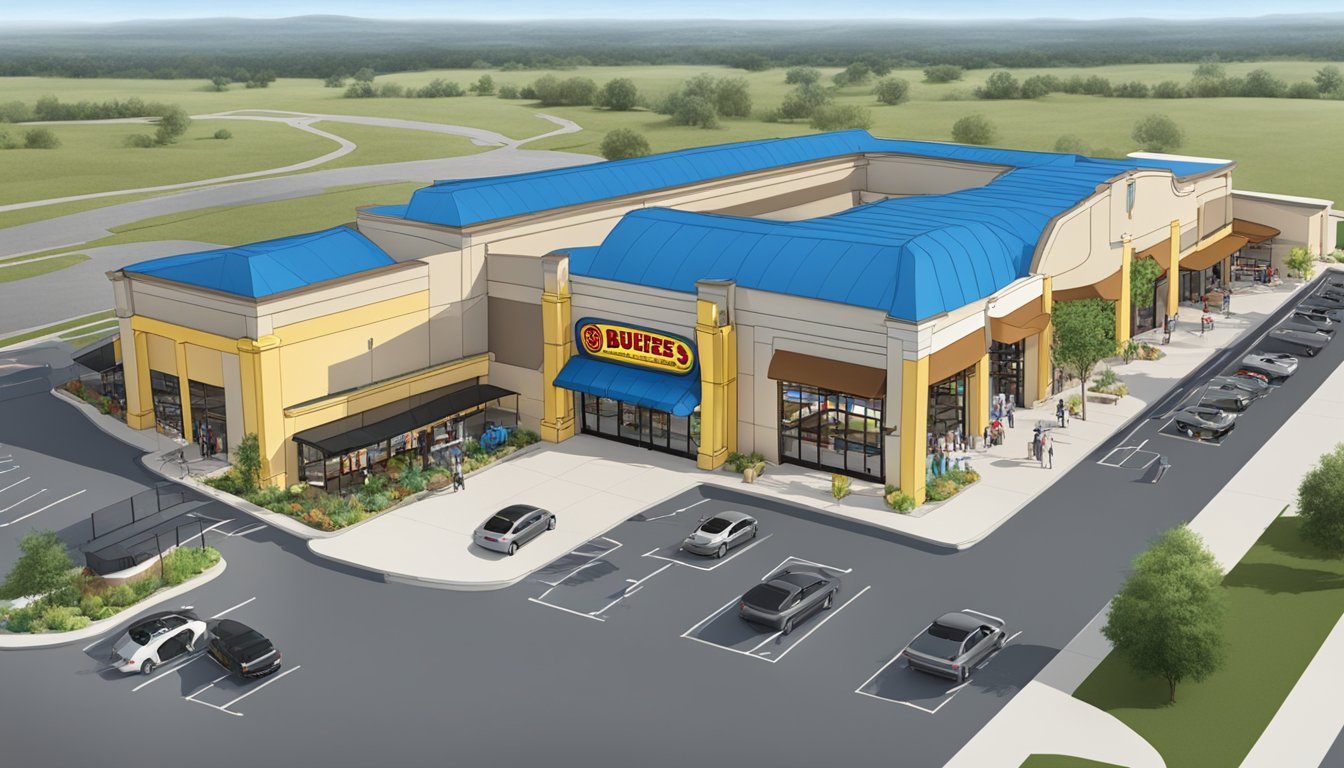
[1072,515,1344,768]
[0,309,115,350]
[307,121,485,169]
[0,253,87,283]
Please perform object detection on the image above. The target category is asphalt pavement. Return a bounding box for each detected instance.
[1,276,1343,767]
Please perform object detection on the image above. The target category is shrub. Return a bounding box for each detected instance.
[600,128,651,160]
[415,79,465,98]
[376,82,405,98]
[24,127,61,149]
[1054,134,1090,154]
[469,75,495,96]
[926,477,958,502]
[1114,81,1150,99]
[153,107,191,146]
[1066,394,1084,415]
[726,451,764,473]
[1331,249,1344,264]
[923,64,964,83]
[0,529,75,600]
[831,474,851,500]
[3,604,38,632]
[497,84,521,99]
[323,73,346,88]
[597,78,639,111]
[777,82,832,121]
[714,77,752,118]
[785,66,822,86]
[884,485,916,513]
[79,594,105,619]
[234,433,261,494]
[976,71,1020,100]
[810,104,872,131]
[951,114,996,145]
[1285,246,1316,279]
[0,129,18,149]
[161,546,220,586]
[130,576,162,601]
[1132,114,1184,152]
[104,584,136,607]
[399,463,427,494]
[212,128,232,140]
[301,507,335,531]
[1152,80,1187,99]
[1095,367,1118,389]
[507,428,540,448]
[39,605,86,632]
[344,81,376,98]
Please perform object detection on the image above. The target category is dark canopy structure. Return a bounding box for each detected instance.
[292,383,516,456]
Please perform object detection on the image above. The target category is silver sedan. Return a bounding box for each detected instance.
[473,504,555,555]
[682,510,758,558]
[902,610,1008,682]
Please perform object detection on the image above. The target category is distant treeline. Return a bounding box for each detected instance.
[1,17,1342,79]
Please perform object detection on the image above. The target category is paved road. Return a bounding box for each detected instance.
[1323,726,1344,767]
[0,279,1339,767]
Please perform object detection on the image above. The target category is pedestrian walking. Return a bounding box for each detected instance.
[206,424,216,458]
[453,470,465,491]
[1006,400,1015,429]
[1056,399,1066,428]
[1047,439,1054,469]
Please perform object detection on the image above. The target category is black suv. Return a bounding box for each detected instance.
[207,619,282,679]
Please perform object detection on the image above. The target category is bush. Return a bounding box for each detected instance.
[1286,246,1316,279]
[154,106,191,146]
[130,576,161,601]
[234,433,261,494]
[785,66,822,86]
[872,77,910,106]
[714,77,752,118]
[1152,80,1187,99]
[375,83,405,98]
[951,114,996,145]
[923,64,964,83]
[671,95,719,128]
[39,605,88,632]
[497,84,521,99]
[1066,394,1084,415]
[507,428,540,448]
[344,81,375,98]
[976,71,1020,100]
[831,474,851,500]
[531,75,598,106]
[1114,81,1150,99]
[3,604,38,632]
[415,79,465,98]
[597,78,639,111]
[776,82,832,121]
[1132,114,1184,152]
[0,129,16,150]
[1287,82,1319,99]
[884,485,916,513]
[213,128,232,140]
[1095,367,1118,388]
[23,127,61,149]
[160,546,220,586]
[104,584,137,608]
[1054,134,1090,154]
[469,75,495,96]
[726,451,765,473]
[301,507,335,531]
[399,463,427,494]
[810,104,872,131]
[124,133,158,148]
[926,477,958,502]
[600,128,651,160]
[80,594,105,619]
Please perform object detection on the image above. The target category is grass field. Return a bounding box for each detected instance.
[307,120,485,169]
[0,309,116,350]
[0,253,88,282]
[1072,516,1344,768]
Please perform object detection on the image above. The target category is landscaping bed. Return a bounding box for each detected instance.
[60,378,125,421]
[1072,516,1344,768]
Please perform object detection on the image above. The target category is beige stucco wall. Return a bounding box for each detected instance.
[863,154,1005,197]
[1233,191,1335,258]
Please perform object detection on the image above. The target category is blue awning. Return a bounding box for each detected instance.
[554,356,700,416]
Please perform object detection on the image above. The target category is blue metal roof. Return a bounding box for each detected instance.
[395,130,1229,228]
[123,226,396,299]
[553,356,701,416]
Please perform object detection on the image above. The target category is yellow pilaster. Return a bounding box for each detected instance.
[175,341,193,443]
[899,357,930,506]
[967,352,989,437]
[695,298,736,471]
[237,335,284,487]
[1167,219,1181,316]
[1035,276,1053,403]
[539,287,575,443]
[126,330,154,430]
[1116,237,1133,346]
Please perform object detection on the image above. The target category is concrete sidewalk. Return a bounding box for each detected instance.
[947,292,1344,768]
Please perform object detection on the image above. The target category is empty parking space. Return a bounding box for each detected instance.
[1096,439,1161,470]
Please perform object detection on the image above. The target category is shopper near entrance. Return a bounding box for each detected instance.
[1056,399,1066,428]
[1047,438,1054,469]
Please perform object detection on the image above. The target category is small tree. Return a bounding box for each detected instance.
[235,432,262,494]
[671,95,718,129]
[0,530,74,600]
[1242,69,1287,98]
[1285,246,1316,279]
[1152,81,1186,99]
[951,114,996,145]
[1314,64,1344,95]
[1131,257,1163,310]
[154,107,191,145]
[1052,298,1116,421]
[352,67,376,83]
[1298,444,1344,556]
[785,66,822,86]
[323,73,346,88]
[469,75,496,96]
[23,127,60,149]
[873,77,910,105]
[1286,82,1319,99]
[208,76,230,92]
[923,64,964,83]
[213,129,232,140]
[600,128,651,160]
[1054,134,1090,154]
[497,83,520,99]
[1103,525,1227,704]
[810,104,872,131]
[777,82,832,121]
[714,77,752,118]
[1132,114,1184,152]
[597,78,639,111]
[976,71,1020,99]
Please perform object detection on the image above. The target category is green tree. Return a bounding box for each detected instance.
[469,74,495,96]
[1132,114,1184,152]
[714,77,752,118]
[923,64,964,83]
[1242,69,1287,98]
[497,83,521,99]
[671,95,719,129]
[1152,81,1186,99]
[352,67,376,82]
[1192,60,1226,80]
[1020,75,1055,99]
[833,62,871,88]
[976,71,1020,99]
[1287,82,1320,99]
[208,76,229,92]
[1131,256,1163,309]
[1285,246,1316,279]
[344,81,375,99]
[0,530,74,600]
[600,128,651,160]
[1102,525,1227,704]
[1298,444,1344,556]
[777,82,832,120]
[1054,134,1090,154]
[23,127,61,149]
[323,73,346,88]
[951,114,996,145]
[872,77,910,105]
[597,78,639,111]
[1314,65,1344,95]
[154,106,191,145]
[809,104,873,131]
[1051,298,1116,421]
[1114,81,1150,98]
[235,432,262,494]
[785,66,822,86]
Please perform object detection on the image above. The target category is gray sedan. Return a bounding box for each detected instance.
[1269,327,1329,356]
[1173,405,1236,439]
[473,504,555,555]
[738,566,840,635]
[902,610,1008,683]
[683,510,758,558]
[1200,380,1252,412]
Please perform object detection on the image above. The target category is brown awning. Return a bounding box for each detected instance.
[1052,267,1123,303]
[1135,237,1172,263]
[1232,218,1280,245]
[767,350,887,399]
[990,300,1051,345]
[1182,235,1249,272]
[929,330,987,384]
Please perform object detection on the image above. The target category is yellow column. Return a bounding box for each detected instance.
[175,341,193,443]
[899,357,930,505]
[967,351,989,437]
[1035,276,1053,403]
[539,285,575,443]
[1116,237,1133,346]
[695,298,736,471]
[1167,220,1181,316]
[126,330,155,430]
[236,335,285,487]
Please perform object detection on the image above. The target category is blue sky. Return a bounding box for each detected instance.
[11,1,1333,23]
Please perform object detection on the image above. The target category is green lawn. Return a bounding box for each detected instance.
[0,191,167,231]
[1073,516,1344,768]
[308,120,486,169]
[0,309,116,349]
[0,253,88,283]
[57,319,118,339]
[1020,756,1123,768]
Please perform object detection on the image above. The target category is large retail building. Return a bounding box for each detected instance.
[103,130,1335,503]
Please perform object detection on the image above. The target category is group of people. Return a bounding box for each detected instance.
[1031,425,1055,469]
[194,421,218,459]
[927,429,971,480]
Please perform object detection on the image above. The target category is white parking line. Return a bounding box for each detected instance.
[0,488,45,514]
[538,558,603,590]
[185,674,230,701]
[759,555,853,580]
[590,562,673,617]
[0,465,17,474]
[682,632,775,662]
[82,637,107,652]
[216,665,302,712]
[132,651,208,691]
[643,498,709,521]
[855,683,962,715]
[682,595,741,638]
[527,597,606,622]
[0,476,31,494]
[210,597,256,619]
[176,520,231,547]
[642,534,774,571]
[225,523,267,538]
[0,488,86,527]
[769,586,871,663]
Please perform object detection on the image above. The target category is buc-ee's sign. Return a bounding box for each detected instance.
[576,318,695,375]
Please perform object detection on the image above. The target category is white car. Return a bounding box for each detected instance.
[1240,352,1298,381]
[111,609,207,675]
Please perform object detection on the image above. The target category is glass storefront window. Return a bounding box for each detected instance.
[989,341,1025,408]
[577,394,696,460]
[149,370,182,438]
[928,369,968,441]
[777,381,884,482]
[188,380,228,458]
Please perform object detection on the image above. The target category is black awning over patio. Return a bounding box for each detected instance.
[292,383,516,456]
[73,334,119,373]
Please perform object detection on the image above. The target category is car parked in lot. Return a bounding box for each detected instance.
[1268,327,1329,356]
[1240,352,1298,381]
[1234,368,1271,385]
[1301,293,1344,310]
[1173,404,1237,439]
[1200,380,1253,411]
[738,565,840,635]
[1209,375,1270,401]
[1297,305,1344,324]
[683,510,758,558]
[207,619,282,680]
[473,504,555,555]
[1289,311,1334,333]
[902,610,1008,683]
[111,609,207,675]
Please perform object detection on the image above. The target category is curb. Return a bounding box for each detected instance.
[0,559,227,650]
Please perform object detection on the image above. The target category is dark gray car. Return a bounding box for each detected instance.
[473,504,555,555]
[1289,311,1334,333]
[902,610,1008,683]
[1173,404,1236,439]
[738,566,840,635]
[1268,327,1329,356]
[683,510,758,558]
[1200,380,1253,412]
[1209,375,1270,401]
